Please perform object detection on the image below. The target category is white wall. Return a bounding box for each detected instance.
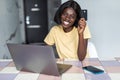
[0,0,22,59]
[62,0,120,59]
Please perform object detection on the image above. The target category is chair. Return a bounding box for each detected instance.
[87,42,98,58]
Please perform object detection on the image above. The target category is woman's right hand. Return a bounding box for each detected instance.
[77,18,86,34]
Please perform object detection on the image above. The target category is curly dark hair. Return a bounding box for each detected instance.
[54,0,81,27]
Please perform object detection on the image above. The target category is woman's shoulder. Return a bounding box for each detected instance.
[50,25,62,31]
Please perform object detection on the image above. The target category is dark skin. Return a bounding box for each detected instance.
[61,8,88,61]
[77,18,88,61]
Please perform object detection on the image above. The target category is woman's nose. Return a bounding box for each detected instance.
[65,16,70,21]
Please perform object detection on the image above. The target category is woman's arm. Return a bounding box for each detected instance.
[78,34,88,61]
[77,18,88,61]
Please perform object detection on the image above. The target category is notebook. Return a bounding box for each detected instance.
[7,43,72,76]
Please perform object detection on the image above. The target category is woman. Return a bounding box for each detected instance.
[44,0,91,61]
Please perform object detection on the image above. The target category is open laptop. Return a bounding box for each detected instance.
[7,43,72,76]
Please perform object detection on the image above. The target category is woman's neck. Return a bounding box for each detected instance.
[63,27,73,33]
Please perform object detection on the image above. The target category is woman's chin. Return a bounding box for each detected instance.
[62,24,69,28]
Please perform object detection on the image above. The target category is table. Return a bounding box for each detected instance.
[0,58,120,80]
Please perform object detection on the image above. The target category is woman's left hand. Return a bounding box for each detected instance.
[77,18,86,34]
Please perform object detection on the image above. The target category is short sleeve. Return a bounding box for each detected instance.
[83,25,91,39]
[44,27,55,45]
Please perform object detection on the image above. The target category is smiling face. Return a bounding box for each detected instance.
[61,7,77,32]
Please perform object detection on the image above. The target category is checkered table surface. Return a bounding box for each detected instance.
[0,58,120,80]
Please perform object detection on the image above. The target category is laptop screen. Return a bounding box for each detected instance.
[7,43,72,76]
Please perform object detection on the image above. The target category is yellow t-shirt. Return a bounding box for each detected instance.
[44,25,91,59]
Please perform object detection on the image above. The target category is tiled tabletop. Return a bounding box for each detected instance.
[0,58,120,80]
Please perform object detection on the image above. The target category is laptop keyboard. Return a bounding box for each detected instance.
[57,63,72,74]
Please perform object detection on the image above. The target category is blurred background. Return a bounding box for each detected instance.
[0,0,120,60]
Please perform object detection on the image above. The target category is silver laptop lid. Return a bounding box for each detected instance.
[7,43,60,76]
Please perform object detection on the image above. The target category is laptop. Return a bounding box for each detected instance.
[7,43,72,76]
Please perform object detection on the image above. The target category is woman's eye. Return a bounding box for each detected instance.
[62,13,67,16]
[70,16,75,19]
[62,13,76,19]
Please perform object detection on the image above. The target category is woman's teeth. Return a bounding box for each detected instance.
[64,21,69,25]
